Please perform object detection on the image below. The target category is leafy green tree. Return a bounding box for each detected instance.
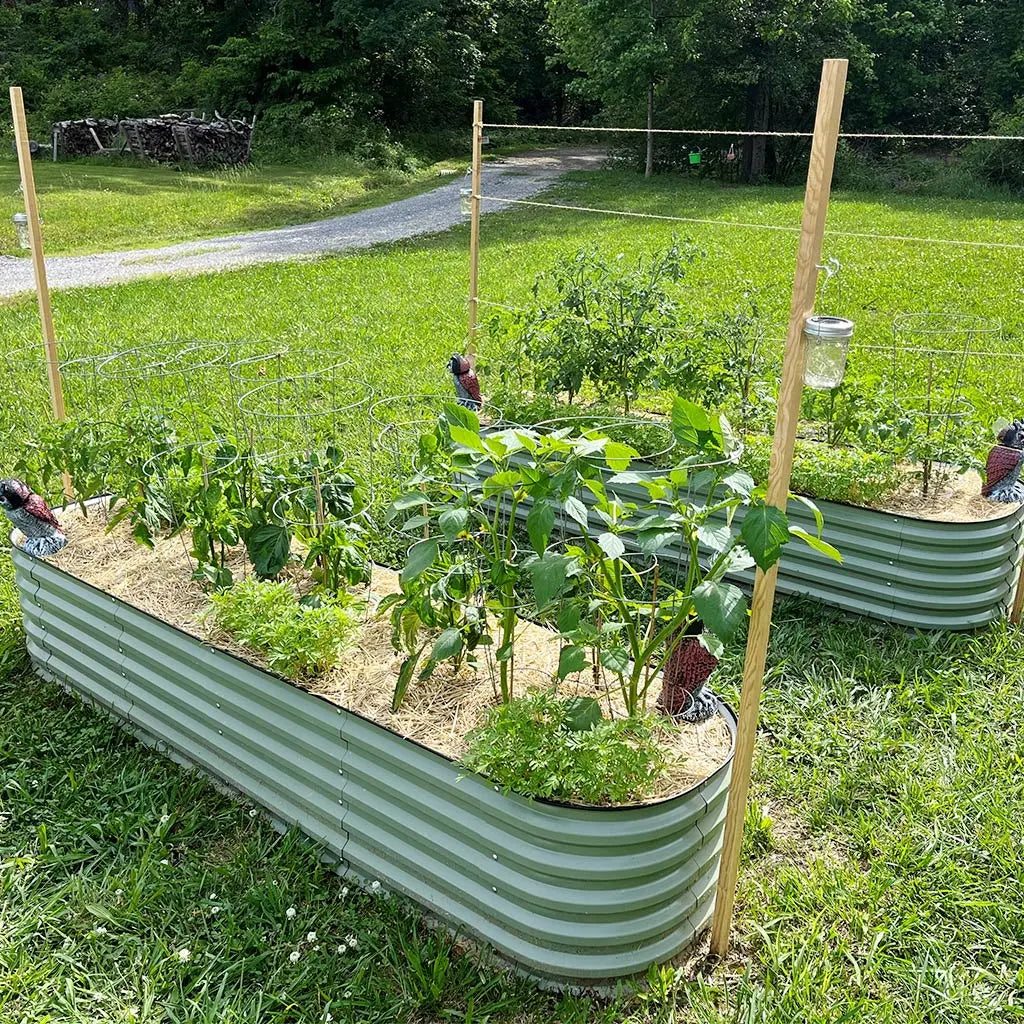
[547,0,690,176]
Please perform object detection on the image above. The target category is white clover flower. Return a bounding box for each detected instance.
[208,893,217,901]
[306,931,317,943]
[370,880,381,893]
[285,907,296,919]
[114,888,124,897]
[92,992,104,1001]
[159,859,170,866]
[325,1013,333,1022]
[345,933,358,949]
[340,886,349,897]
[211,906,221,915]
[289,950,300,963]
[94,926,108,936]
[177,948,191,962]
[249,808,258,818]
[344,991,352,999]
[336,943,347,954]
[313,944,321,952]
[159,814,169,825]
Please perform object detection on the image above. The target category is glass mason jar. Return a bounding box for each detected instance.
[803,315,854,390]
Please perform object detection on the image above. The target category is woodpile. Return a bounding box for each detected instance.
[51,113,254,166]
[52,118,122,158]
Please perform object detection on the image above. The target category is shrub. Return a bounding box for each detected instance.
[208,579,360,678]
[741,435,903,507]
[462,690,671,805]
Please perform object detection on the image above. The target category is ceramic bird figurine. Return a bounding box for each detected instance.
[448,354,482,411]
[0,478,67,557]
[982,421,1024,503]
[657,628,720,723]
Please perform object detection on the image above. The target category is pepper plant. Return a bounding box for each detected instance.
[553,399,841,714]
[382,403,639,709]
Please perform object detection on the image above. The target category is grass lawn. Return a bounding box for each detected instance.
[0,169,1023,1020]
[0,156,465,257]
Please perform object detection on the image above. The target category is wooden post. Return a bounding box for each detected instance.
[467,99,484,364]
[1010,558,1024,624]
[709,58,848,959]
[11,86,72,500]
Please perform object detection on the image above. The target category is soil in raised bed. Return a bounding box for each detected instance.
[43,506,732,804]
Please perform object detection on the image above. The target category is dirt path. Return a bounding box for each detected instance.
[0,149,604,299]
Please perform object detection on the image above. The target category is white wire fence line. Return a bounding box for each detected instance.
[473,194,1024,253]
[482,122,1024,143]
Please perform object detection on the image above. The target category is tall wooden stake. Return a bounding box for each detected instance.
[467,99,484,364]
[10,87,66,423]
[709,58,848,958]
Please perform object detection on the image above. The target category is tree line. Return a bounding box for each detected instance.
[1,0,1021,178]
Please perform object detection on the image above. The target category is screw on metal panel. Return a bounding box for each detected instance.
[338,799,343,805]
[215,702,221,708]
[218,730,223,735]
[493,786,499,792]
[491,886,497,893]
[492,853,498,860]
[338,769,344,775]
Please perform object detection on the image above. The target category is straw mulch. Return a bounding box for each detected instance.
[46,505,732,804]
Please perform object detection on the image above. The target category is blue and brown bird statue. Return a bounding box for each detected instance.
[982,421,1024,503]
[448,354,482,411]
[0,478,68,557]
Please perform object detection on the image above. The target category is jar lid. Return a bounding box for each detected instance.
[12,213,28,225]
[804,315,854,339]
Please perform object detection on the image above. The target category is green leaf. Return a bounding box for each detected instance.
[671,397,723,453]
[597,531,625,560]
[432,627,464,662]
[438,507,468,541]
[789,526,843,563]
[482,470,521,497]
[528,551,574,610]
[636,527,677,555]
[443,402,480,432]
[401,538,439,584]
[603,441,638,472]
[790,493,825,535]
[600,646,630,675]
[739,504,790,571]
[246,524,291,578]
[563,696,603,732]
[557,603,582,633]
[697,524,731,554]
[448,423,485,452]
[557,645,587,680]
[85,903,117,924]
[495,642,514,662]
[692,580,748,641]
[526,500,555,555]
[563,495,589,530]
[721,469,755,496]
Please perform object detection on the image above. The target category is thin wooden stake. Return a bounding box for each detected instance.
[1010,556,1024,624]
[467,99,484,364]
[11,86,72,500]
[11,87,66,423]
[709,58,848,959]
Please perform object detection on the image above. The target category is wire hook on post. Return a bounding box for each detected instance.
[815,256,842,311]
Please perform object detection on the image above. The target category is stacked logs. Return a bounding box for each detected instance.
[52,118,121,158]
[122,114,253,166]
[51,113,254,166]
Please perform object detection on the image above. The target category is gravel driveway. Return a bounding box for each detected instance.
[0,149,603,299]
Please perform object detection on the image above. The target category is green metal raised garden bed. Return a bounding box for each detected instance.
[10,544,737,986]
[494,449,1024,631]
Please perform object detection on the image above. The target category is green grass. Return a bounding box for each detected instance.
[1,169,1023,1020]
[0,156,464,257]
